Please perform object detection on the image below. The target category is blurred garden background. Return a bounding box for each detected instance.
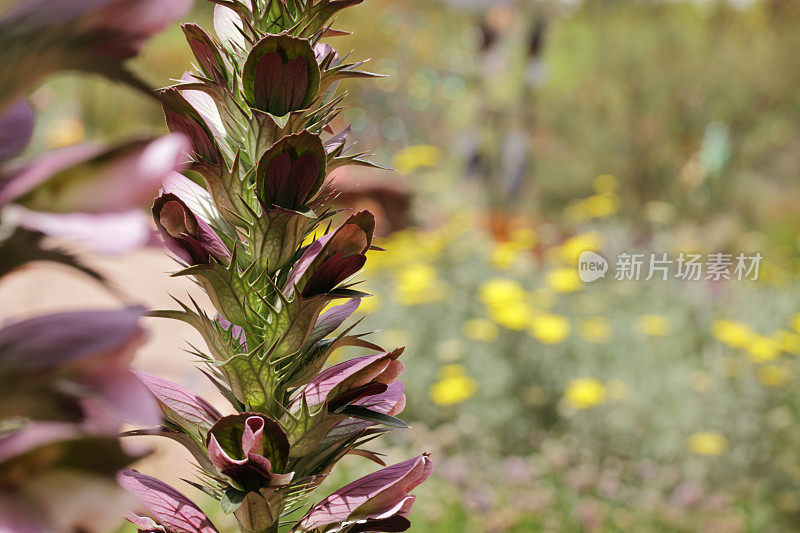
[5,0,800,530]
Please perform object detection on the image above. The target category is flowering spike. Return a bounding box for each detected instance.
[126,2,432,531]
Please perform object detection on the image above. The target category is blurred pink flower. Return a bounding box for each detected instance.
[0,134,189,254]
[0,307,159,427]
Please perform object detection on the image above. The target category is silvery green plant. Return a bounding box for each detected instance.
[118,2,432,532]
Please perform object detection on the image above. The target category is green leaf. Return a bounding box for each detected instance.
[250,207,315,275]
[335,405,410,428]
[221,486,247,514]
[149,296,243,362]
[174,260,248,326]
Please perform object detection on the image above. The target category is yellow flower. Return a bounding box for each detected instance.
[583,193,620,218]
[479,278,526,309]
[637,315,671,337]
[593,174,618,194]
[358,294,382,314]
[564,195,619,222]
[560,232,604,265]
[774,329,800,355]
[578,317,612,344]
[429,364,476,406]
[490,301,533,331]
[529,314,570,344]
[490,242,521,270]
[490,229,538,270]
[711,320,754,349]
[393,144,441,173]
[687,432,727,456]
[393,263,446,306]
[546,267,582,293]
[509,228,537,248]
[746,335,780,363]
[371,228,447,272]
[379,329,409,349]
[758,364,792,387]
[564,378,606,409]
[462,318,499,343]
[44,116,85,148]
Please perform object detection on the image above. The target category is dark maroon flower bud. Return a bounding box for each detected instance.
[286,349,405,457]
[182,23,228,86]
[285,210,375,298]
[0,0,193,106]
[243,34,320,116]
[256,131,327,211]
[152,192,230,265]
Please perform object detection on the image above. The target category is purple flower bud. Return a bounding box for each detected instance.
[182,24,228,86]
[256,131,327,211]
[152,192,231,265]
[294,454,433,532]
[286,349,404,457]
[162,88,222,165]
[82,0,195,61]
[243,34,320,116]
[135,372,222,432]
[0,0,194,105]
[285,210,375,298]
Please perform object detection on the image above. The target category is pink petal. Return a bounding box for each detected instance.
[117,469,219,533]
[134,372,222,429]
[296,455,433,530]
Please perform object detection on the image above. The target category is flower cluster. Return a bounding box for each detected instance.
[118,2,431,532]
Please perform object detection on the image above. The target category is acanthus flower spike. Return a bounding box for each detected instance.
[121,1,432,531]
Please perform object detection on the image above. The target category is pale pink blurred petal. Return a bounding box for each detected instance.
[5,206,152,255]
